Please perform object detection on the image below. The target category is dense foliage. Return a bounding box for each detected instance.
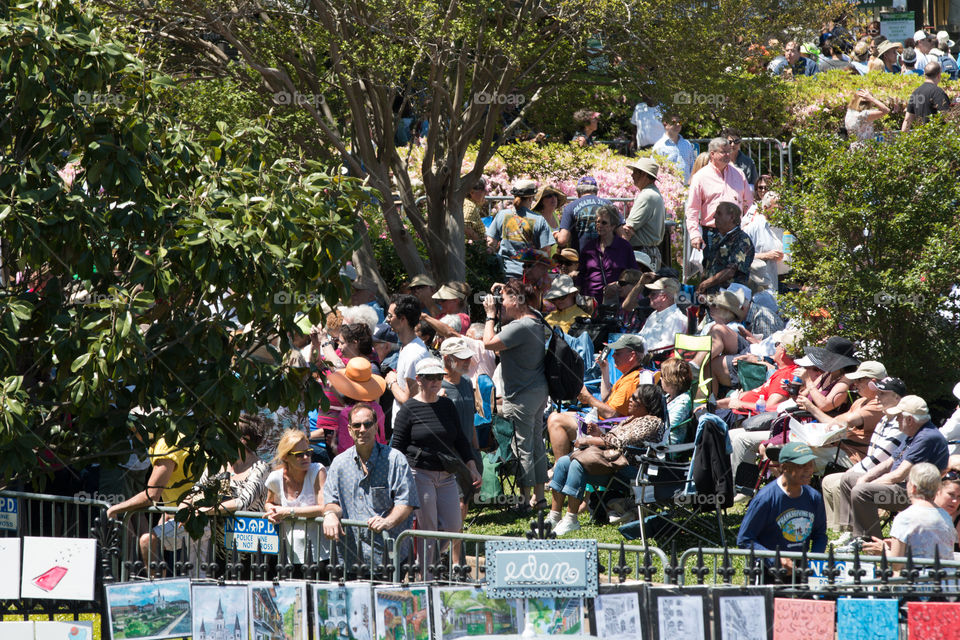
[0,1,371,485]
[774,123,960,406]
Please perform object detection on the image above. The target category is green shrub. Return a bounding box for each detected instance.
[774,122,960,406]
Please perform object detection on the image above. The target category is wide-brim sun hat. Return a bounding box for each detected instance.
[532,185,568,211]
[327,357,386,402]
[804,336,860,372]
[544,274,579,300]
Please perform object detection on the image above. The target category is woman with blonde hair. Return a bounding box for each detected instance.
[264,429,329,570]
[690,151,711,176]
[844,89,890,141]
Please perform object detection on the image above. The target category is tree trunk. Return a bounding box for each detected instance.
[423,185,467,282]
[351,219,391,301]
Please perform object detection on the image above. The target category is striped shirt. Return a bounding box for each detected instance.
[850,416,905,473]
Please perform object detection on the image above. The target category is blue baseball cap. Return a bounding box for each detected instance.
[372,323,399,345]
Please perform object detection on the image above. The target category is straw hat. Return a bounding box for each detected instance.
[532,185,568,211]
[327,357,386,402]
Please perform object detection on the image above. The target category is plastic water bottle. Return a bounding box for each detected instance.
[755,397,766,414]
[781,231,796,259]
[585,407,599,426]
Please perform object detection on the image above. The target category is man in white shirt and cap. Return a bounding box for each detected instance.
[913,29,937,69]
[639,277,687,357]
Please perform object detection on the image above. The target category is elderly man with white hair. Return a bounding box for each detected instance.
[639,277,687,355]
[685,138,753,253]
[850,395,949,540]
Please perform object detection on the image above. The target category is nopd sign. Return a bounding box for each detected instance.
[224,517,279,554]
[485,539,598,598]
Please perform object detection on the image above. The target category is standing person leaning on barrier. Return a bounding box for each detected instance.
[264,430,329,570]
[391,357,481,570]
[482,279,550,513]
[323,403,419,571]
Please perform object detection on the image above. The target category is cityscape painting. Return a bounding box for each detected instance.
[105,579,192,640]
[249,581,308,640]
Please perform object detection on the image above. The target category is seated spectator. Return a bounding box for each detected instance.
[795,336,859,415]
[940,381,960,455]
[578,204,638,302]
[725,281,784,339]
[696,201,755,296]
[737,442,827,578]
[463,177,488,243]
[548,395,666,535]
[547,335,652,458]
[638,277,687,355]
[692,290,750,395]
[796,360,887,467]
[486,180,555,278]
[322,403,419,570]
[264,429,329,569]
[611,265,656,333]
[106,430,198,564]
[661,357,694,446]
[823,377,905,542]
[849,395,949,540]
[544,275,589,333]
[861,463,957,567]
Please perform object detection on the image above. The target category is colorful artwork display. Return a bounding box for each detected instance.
[20,537,97,601]
[773,598,834,640]
[836,598,898,640]
[0,538,21,600]
[313,583,375,640]
[106,579,193,640]
[374,586,430,640]
[908,602,960,640]
[191,584,249,640]
[431,586,521,640]
[34,621,94,640]
[249,581,308,640]
[524,597,584,636]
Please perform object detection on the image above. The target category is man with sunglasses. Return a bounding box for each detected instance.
[323,403,418,571]
[722,128,758,188]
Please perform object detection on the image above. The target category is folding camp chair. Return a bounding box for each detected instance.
[673,333,713,407]
[627,411,732,548]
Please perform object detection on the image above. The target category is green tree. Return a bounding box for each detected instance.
[0,1,371,484]
[774,124,960,403]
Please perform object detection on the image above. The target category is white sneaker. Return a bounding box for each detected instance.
[733,493,752,504]
[545,510,562,527]
[609,510,638,525]
[833,531,853,548]
[553,514,581,536]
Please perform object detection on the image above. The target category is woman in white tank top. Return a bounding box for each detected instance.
[264,430,330,566]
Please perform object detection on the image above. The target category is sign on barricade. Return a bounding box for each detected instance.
[486,539,598,598]
[223,517,279,554]
[0,496,18,531]
[807,558,874,587]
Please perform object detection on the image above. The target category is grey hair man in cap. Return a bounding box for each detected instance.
[638,277,686,353]
[545,334,653,459]
[849,395,949,540]
[621,158,666,270]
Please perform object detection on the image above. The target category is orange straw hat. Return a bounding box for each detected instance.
[327,357,386,402]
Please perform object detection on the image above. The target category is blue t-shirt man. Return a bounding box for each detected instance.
[559,193,613,252]
[890,420,949,476]
[737,442,827,560]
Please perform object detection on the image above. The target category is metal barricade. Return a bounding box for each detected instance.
[392,527,671,584]
[116,506,396,582]
[690,137,787,179]
[0,489,111,539]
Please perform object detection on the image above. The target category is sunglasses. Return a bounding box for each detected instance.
[419,374,443,381]
[618,280,637,287]
[728,138,741,145]
[288,449,312,458]
[867,29,880,35]
[350,419,377,430]
[595,219,611,226]
[945,470,960,481]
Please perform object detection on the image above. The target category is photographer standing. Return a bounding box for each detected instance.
[482,280,550,512]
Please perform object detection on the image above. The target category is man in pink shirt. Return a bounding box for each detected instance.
[686,137,754,251]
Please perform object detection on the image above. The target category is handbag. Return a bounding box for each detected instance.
[569,445,629,476]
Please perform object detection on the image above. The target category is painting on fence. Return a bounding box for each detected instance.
[191,584,249,640]
[20,537,96,601]
[524,597,584,636]
[431,586,521,640]
[0,538,21,600]
[106,579,193,640]
[773,598,834,640]
[594,593,642,640]
[249,581,308,640]
[836,598,897,640]
[374,586,430,640]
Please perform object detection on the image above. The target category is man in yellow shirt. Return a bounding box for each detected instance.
[107,434,197,564]
[546,335,653,457]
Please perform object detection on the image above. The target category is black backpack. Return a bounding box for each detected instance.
[539,318,585,402]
